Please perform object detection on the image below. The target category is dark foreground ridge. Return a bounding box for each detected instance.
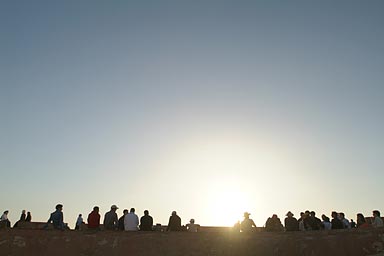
[1,227,384,256]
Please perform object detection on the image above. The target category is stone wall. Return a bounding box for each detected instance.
[1,228,383,255]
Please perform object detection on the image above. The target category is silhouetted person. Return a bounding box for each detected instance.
[356,213,370,228]
[233,221,241,232]
[87,206,100,230]
[298,212,305,231]
[14,210,27,228]
[321,214,331,230]
[19,210,26,221]
[284,211,299,231]
[331,211,343,229]
[308,211,321,230]
[75,214,83,230]
[124,208,139,231]
[372,210,384,228]
[140,210,153,231]
[0,210,11,228]
[241,212,257,232]
[265,214,283,232]
[303,211,312,230]
[350,219,356,228]
[118,209,128,231]
[339,212,350,229]
[167,211,181,231]
[187,219,200,232]
[104,205,119,230]
[25,212,31,222]
[47,204,64,230]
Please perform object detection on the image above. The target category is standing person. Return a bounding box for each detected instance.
[75,214,83,230]
[118,209,128,231]
[124,208,139,231]
[331,211,343,230]
[47,204,64,230]
[140,210,153,231]
[372,210,384,228]
[350,219,356,228]
[166,211,182,231]
[284,211,299,231]
[0,210,11,227]
[87,206,100,230]
[104,205,119,230]
[186,219,199,232]
[240,212,257,232]
[25,212,32,222]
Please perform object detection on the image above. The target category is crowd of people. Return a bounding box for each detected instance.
[0,210,32,228]
[237,210,384,232]
[1,206,383,233]
[63,204,199,232]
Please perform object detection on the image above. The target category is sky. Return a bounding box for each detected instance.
[1,0,384,228]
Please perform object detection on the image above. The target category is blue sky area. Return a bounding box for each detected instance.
[1,0,384,227]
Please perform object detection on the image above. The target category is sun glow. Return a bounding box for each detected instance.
[204,183,251,226]
[152,132,298,227]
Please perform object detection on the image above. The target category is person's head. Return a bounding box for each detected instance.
[286,211,294,218]
[373,210,381,217]
[111,205,119,212]
[172,211,177,216]
[300,212,304,217]
[357,213,366,224]
[144,210,149,215]
[331,211,338,218]
[272,214,278,219]
[190,219,195,224]
[244,212,250,219]
[130,208,135,213]
[93,206,99,212]
[4,210,9,215]
[339,212,345,219]
[27,212,31,215]
[321,214,329,222]
[55,204,63,211]
[79,214,82,217]
[22,210,26,214]
[123,209,128,215]
[310,211,316,217]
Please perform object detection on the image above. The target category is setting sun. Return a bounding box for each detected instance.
[204,183,251,226]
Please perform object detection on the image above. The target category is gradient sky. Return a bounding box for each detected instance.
[1,0,384,228]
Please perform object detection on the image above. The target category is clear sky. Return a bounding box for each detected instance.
[1,0,384,228]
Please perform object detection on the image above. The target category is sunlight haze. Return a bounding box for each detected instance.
[1,0,384,228]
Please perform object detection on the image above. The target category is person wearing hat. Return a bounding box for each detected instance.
[104,205,119,230]
[240,212,256,232]
[284,211,299,231]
